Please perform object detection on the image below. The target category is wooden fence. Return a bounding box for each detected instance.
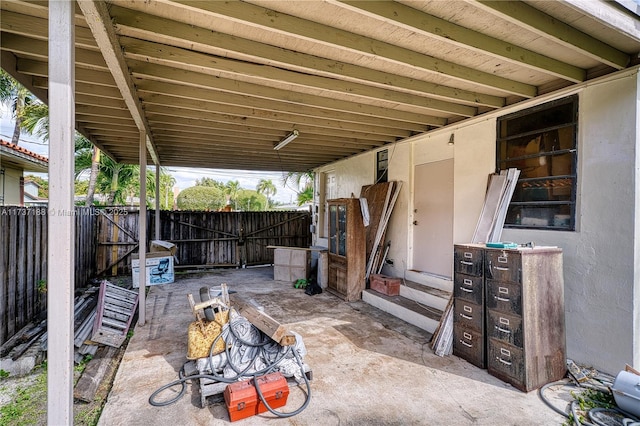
[0,206,98,346]
[96,209,312,276]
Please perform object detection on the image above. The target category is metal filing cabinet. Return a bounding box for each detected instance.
[452,244,486,369]
[484,246,565,392]
[453,244,566,392]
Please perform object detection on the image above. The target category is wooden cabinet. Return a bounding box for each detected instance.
[327,198,366,301]
[453,244,566,392]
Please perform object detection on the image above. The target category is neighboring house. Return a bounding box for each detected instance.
[312,68,640,376]
[0,140,48,206]
[23,179,47,206]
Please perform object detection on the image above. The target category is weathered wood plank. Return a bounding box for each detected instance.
[230,295,287,344]
[73,345,118,402]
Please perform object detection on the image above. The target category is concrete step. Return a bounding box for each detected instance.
[403,269,453,293]
[399,280,451,312]
[362,289,444,334]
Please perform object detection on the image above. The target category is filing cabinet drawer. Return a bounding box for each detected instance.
[453,299,483,331]
[488,339,524,387]
[485,250,520,283]
[487,309,523,348]
[453,273,483,305]
[486,280,522,315]
[453,325,485,369]
[454,246,483,276]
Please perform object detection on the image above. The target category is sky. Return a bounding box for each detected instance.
[0,105,301,204]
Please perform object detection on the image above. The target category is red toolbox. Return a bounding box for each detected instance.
[370,274,401,296]
[224,372,289,422]
[254,372,289,415]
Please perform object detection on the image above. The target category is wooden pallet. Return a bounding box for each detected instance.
[91,281,138,348]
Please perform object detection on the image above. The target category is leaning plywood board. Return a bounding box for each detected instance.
[472,174,506,243]
[360,182,393,260]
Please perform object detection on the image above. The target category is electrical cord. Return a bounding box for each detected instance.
[539,375,640,426]
[149,312,312,419]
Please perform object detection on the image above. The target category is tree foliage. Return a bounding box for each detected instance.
[176,186,226,211]
[237,189,267,211]
[0,70,35,145]
[256,178,277,209]
[282,171,315,206]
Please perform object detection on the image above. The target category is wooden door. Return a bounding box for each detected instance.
[412,159,454,278]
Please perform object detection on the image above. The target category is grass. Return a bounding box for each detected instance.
[0,364,47,426]
[0,348,125,426]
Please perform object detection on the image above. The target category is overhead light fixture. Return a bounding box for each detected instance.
[274,130,299,151]
[448,133,455,146]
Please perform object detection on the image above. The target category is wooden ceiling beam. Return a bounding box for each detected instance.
[150,125,384,149]
[341,1,586,83]
[110,4,504,109]
[0,31,107,70]
[140,93,425,135]
[474,0,630,69]
[121,37,476,118]
[135,79,442,127]
[144,108,399,142]
[16,58,118,87]
[129,61,447,126]
[77,0,159,165]
[172,0,537,97]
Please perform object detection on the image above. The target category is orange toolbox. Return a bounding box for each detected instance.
[224,372,290,422]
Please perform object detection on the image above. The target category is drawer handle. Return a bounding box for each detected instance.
[497,357,512,366]
[464,252,473,258]
[494,266,510,271]
[463,279,472,286]
[495,326,511,334]
[460,287,473,293]
[460,261,473,266]
[459,340,473,348]
[494,295,510,302]
[460,313,473,320]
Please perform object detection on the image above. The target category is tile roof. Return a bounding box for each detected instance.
[0,139,48,163]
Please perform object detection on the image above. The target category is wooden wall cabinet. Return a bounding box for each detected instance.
[327,198,366,301]
[453,244,566,392]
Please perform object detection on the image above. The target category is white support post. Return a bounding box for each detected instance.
[155,163,160,240]
[138,131,147,325]
[47,2,75,424]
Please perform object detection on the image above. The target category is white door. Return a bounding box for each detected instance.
[412,159,454,278]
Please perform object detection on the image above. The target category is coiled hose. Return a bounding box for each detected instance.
[149,315,311,419]
[539,378,640,426]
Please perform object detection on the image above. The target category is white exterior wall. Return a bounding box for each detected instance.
[313,69,640,375]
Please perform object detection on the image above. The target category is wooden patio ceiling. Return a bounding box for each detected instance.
[1,1,639,171]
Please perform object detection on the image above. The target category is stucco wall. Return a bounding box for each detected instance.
[502,72,639,373]
[314,69,640,374]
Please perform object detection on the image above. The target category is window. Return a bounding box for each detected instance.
[497,96,577,230]
[376,149,388,183]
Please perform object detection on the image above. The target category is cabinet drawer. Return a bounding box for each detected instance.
[488,339,524,385]
[486,280,522,315]
[487,310,523,348]
[453,273,483,305]
[454,246,483,276]
[453,325,485,369]
[485,251,520,283]
[453,299,483,331]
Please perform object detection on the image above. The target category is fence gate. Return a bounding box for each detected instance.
[96,210,311,276]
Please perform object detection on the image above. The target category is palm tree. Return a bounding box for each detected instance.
[225,180,241,209]
[256,178,277,209]
[17,100,103,206]
[282,171,315,206]
[0,70,35,145]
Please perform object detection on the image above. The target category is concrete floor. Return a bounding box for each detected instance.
[98,267,566,425]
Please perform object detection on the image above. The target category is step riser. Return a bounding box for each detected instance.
[362,291,439,334]
[403,270,453,293]
[399,285,449,312]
